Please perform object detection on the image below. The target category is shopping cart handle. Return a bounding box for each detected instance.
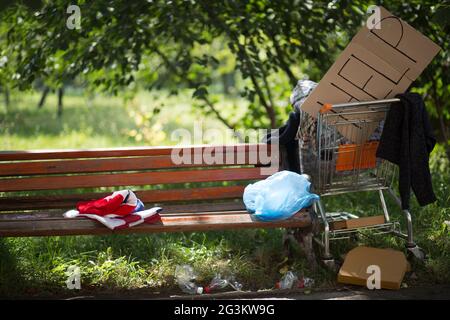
[320,98,401,112]
[320,103,333,114]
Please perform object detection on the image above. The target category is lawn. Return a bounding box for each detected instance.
[0,90,449,298]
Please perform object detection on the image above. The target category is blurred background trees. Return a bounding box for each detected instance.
[0,0,448,153]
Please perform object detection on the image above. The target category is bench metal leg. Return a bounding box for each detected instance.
[282,211,319,271]
[316,200,333,260]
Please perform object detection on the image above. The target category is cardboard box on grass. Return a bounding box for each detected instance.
[301,6,441,143]
[338,246,408,290]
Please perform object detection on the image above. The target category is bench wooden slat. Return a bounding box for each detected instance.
[0,186,246,211]
[0,201,247,220]
[0,153,262,177]
[0,156,178,176]
[0,167,265,192]
[0,144,266,161]
[0,211,311,237]
[0,143,303,240]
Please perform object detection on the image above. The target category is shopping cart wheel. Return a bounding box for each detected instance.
[406,245,427,262]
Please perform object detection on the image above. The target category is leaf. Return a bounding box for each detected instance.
[289,38,301,46]
[192,86,208,100]
[432,5,450,28]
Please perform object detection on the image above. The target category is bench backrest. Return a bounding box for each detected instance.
[0,144,274,213]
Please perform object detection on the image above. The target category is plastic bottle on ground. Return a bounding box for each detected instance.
[204,274,229,293]
[297,276,315,288]
[278,271,298,289]
[228,275,243,291]
[175,265,203,295]
[204,274,243,293]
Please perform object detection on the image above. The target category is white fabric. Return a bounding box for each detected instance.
[63,207,162,230]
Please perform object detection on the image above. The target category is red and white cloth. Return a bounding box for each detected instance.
[63,190,162,230]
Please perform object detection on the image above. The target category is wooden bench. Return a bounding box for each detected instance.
[0,144,312,238]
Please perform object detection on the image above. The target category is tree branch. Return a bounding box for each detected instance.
[199,2,277,128]
[151,46,242,139]
[235,40,277,128]
[270,34,297,86]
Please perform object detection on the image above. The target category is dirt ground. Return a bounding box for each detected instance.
[52,284,450,300]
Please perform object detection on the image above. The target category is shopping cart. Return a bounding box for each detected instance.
[298,98,426,268]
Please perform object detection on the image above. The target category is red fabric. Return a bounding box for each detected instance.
[112,214,142,230]
[76,193,135,217]
[113,212,162,230]
[143,213,162,224]
[120,214,143,225]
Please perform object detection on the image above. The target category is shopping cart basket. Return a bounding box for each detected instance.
[299,98,426,267]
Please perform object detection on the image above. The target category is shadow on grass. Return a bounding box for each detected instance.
[0,238,30,298]
[0,229,325,298]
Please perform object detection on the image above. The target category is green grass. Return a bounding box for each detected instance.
[0,230,301,297]
[0,89,243,150]
[0,90,449,297]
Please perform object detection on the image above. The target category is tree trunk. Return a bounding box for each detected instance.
[57,87,64,117]
[38,87,50,109]
[4,88,9,109]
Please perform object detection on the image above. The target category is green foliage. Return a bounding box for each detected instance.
[3,0,447,134]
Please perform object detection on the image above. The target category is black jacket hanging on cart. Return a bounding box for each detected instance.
[376,93,437,210]
[264,111,301,173]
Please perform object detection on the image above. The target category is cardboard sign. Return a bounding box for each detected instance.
[301,6,441,143]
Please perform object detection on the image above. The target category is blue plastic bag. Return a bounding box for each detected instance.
[243,171,319,221]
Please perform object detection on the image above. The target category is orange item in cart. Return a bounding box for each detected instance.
[336,141,379,171]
